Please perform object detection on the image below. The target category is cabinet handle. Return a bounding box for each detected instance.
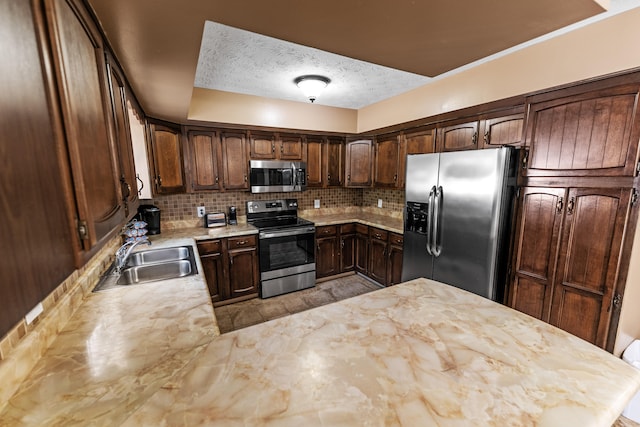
[280,144,283,154]
[522,151,529,169]
[215,176,219,184]
[317,243,320,251]
[272,143,275,153]
[556,197,564,213]
[341,240,345,249]
[567,197,575,215]
[328,174,331,181]
[230,255,233,265]
[472,132,478,146]
[157,175,162,186]
[395,239,402,244]
[244,174,247,182]
[347,174,351,182]
[393,174,397,182]
[374,233,381,239]
[307,174,310,180]
[484,131,490,145]
[236,240,246,245]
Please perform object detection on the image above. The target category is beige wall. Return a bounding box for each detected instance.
[614,219,640,357]
[357,7,640,133]
[188,88,358,133]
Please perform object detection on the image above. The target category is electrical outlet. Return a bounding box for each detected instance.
[197,206,206,217]
[378,199,383,208]
[314,199,321,209]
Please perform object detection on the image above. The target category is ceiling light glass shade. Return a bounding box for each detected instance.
[294,75,330,103]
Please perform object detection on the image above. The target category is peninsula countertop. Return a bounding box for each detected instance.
[121,278,640,427]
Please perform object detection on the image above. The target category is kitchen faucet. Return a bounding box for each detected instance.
[115,239,151,273]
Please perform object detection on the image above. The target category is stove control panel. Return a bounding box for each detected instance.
[247,199,298,215]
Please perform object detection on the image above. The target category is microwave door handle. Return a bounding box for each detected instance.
[291,162,297,189]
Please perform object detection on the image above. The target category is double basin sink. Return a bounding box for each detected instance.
[93,245,198,292]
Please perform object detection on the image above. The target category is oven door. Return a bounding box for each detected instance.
[258,226,315,280]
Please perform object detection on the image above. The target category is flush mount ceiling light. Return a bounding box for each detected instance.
[294,75,331,103]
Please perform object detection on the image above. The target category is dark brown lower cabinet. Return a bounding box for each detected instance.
[387,233,404,286]
[339,224,356,273]
[355,224,369,274]
[509,185,634,350]
[368,227,389,284]
[197,235,259,305]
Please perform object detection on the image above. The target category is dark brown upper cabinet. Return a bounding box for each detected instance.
[148,120,186,194]
[345,138,373,187]
[374,133,404,188]
[436,120,479,152]
[249,131,304,161]
[404,127,436,155]
[185,128,224,191]
[221,130,250,190]
[45,0,125,252]
[305,136,324,188]
[523,83,640,177]
[278,133,304,160]
[105,51,138,217]
[479,113,524,149]
[326,137,345,187]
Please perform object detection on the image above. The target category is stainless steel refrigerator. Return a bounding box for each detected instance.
[401,147,517,301]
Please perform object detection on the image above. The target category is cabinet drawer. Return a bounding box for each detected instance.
[370,227,388,241]
[227,235,256,249]
[389,232,404,246]
[340,223,356,234]
[355,224,369,235]
[197,239,222,255]
[316,225,337,237]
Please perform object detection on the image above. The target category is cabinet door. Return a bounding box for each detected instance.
[105,53,138,217]
[149,122,185,194]
[249,132,276,159]
[374,135,402,188]
[355,228,369,274]
[46,0,125,249]
[228,247,259,298]
[368,234,388,285]
[221,131,249,190]
[279,134,304,160]
[306,137,324,187]
[550,187,631,348]
[326,137,344,187]
[405,128,435,155]
[340,233,356,273]
[345,139,373,187]
[387,233,404,286]
[437,121,479,152]
[186,130,223,191]
[524,85,640,177]
[480,114,524,148]
[316,236,338,278]
[510,187,566,321]
[199,251,224,303]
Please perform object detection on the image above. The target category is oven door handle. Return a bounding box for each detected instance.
[259,227,315,239]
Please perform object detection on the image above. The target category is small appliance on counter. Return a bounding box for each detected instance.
[228,206,237,225]
[205,212,226,228]
[137,204,161,235]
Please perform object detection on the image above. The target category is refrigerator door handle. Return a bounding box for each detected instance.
[432,186,443,257]
[426,186,436,255]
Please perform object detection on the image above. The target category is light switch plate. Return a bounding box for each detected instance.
[197,206,206,217]
[314,199,320,209]
[377,199,383,208]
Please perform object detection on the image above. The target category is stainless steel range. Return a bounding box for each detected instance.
[246,199,316,298]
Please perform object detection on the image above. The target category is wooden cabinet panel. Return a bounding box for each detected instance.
[149,121,185,194]
[340,232,355,273]
[510,187,565,321]
[387,233,404,286]
[279,134,304,160]
[405,128,435,155]
[437,121,479,152]
[186,129,223,191]
[525,85,640,177]
[0,0,77,337]
[345,139,373,187]
[199,251,224,303]
[326,137,344,187]
[481,114,524,148]
[316,235,338,278]
[221,131,249,190]
[550,187,631,347]
[368,232,388,284]
[249,132,276,159]
[105,52,138,217]
[355,228,369,274]
[305,137,324,187]
[227,235,257,249]
[228,246,259,298]
[374,135,402,188]
[46,0,125,248]
[316,225,337,237]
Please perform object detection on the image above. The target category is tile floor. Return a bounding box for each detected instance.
[214,274,382,334]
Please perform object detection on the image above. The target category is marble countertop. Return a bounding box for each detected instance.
[121,278,640,426]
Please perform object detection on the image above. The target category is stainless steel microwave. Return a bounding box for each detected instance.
[249,160,307,193]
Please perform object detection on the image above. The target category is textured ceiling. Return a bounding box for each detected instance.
[86,0,636,122]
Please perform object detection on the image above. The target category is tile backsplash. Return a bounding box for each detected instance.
[148,188,405,222]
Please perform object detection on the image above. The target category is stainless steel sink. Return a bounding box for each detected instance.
[125,246,191,266]
[93,245,198,292]
[117,260,194,285]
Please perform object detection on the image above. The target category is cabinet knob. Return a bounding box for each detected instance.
[484,131,490,145]
[347,174,351,182]
[157,175,162,186]
[272,143,275,153]
[556,197,564,213]
[567,197,575,215]
[215,176,219,184]
[237,240,246,245]
[244,174,247,182]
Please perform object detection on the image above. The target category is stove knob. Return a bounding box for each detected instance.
[253,204,259,210]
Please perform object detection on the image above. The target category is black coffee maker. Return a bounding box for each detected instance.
[138,204,161,234]
[228,206,237,225]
